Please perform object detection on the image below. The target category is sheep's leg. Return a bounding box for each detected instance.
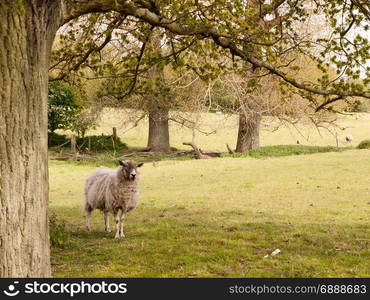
[114,211,121,238]
[114,210,125,238]
[119,214,125,238]
[86,210,92,232]
[104,211,111,232]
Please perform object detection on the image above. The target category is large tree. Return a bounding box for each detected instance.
[50,16,220,152]
[0,0,369,277]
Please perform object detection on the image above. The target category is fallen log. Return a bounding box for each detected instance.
[203,151,221,157]
[182,142,221,159]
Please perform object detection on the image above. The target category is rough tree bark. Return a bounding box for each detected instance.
[235,113,262,152]
[147,105,170,152]
[0,0,60,277]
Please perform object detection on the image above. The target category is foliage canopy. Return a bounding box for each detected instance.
[53,0,369,111]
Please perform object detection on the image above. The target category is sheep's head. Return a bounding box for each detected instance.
[118,160,144,181]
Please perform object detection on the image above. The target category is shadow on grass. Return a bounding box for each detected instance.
[50,205,369,278]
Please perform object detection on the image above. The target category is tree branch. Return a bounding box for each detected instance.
[61,0,370,100]
[315,96,343,112]
[51,14,126,81]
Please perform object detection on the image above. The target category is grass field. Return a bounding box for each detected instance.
[50,111,370,277]
[50,149,370,277]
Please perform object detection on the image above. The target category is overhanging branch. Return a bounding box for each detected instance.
[62,0,370,100]
[315,96,343,112]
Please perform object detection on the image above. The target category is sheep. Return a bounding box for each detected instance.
[83,160,144,238]
[345,134,353,142]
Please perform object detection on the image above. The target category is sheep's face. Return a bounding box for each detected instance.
[118,160,144,181]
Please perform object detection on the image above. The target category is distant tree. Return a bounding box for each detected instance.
[214,71,335,152]
[48,81,81,133]
[50,17,221,152]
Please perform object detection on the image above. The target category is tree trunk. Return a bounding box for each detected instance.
[0,1,59,277]
[235,113,262,152]
[147,105,170,152]
[145,28,170,152]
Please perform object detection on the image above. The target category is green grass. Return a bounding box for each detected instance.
[224,145,350,159]
[50,150,370,277]
[50,111,370,277]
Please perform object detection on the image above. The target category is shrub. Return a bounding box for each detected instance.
[48,132,128,151]
[76,135,128,152]
[48,132,69,147]
[48,81,82,133]
[49,214,70,248]
[358,140,370,149]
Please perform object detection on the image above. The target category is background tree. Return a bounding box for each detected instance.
[50,15,223,152]
[142,28,171,151]
[211,62,337,152]
[1,0,369,277]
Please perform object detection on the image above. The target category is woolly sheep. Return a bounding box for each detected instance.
[84,160,143,238]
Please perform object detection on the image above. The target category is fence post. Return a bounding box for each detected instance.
[112,127,117,141]
[71,134,77,154]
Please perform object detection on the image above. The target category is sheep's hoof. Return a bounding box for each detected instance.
[86,227,91,232]
[114,232,125,238]
[105,228,111,233]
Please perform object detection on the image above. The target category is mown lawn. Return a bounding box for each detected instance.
[50,149,370,277]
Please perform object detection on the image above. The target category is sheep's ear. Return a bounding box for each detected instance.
[137,162,144,168]
[119,160,128,167]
